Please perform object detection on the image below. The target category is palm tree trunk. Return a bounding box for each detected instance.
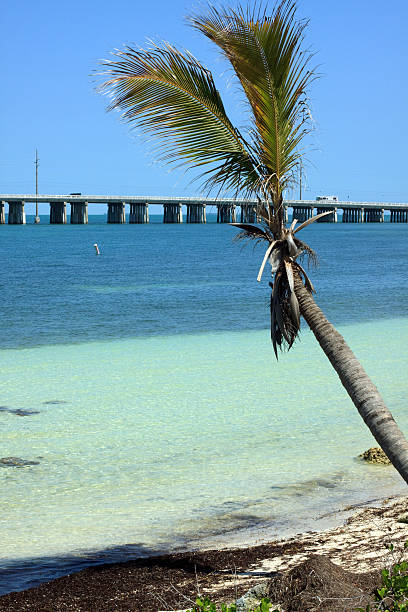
[294,272,408,485]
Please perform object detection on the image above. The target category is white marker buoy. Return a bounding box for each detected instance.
[93,243,100,255]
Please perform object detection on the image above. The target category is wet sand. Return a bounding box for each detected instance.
[0,495,407,611]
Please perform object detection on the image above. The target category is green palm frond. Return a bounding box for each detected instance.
[98,43,259,195]
[190,1,316,199]
[97,2,321,358]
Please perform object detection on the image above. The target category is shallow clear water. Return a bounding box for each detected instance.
[0,215,407,593]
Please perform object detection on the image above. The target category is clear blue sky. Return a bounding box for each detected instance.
[1,0,407,213]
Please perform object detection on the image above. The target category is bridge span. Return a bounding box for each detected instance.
[1,194,407,224]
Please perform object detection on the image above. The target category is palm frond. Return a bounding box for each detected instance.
[97,3,323,362]
[233,218,318,358]
[190,1,316,199]
[257,240,276,281]
[230,222,268,236]
[294,237,317,267]
[98,42,259,194]
[293,209,333,233]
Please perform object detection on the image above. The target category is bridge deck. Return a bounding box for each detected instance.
[1,194,408,209]
[1,195,407,224]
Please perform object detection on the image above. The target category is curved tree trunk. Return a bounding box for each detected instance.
[294,273,408,485]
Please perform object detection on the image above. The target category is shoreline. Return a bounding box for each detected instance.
[178,488,407,553]
[0,494,407,611]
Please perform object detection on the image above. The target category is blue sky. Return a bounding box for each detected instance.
[1,0,407,214]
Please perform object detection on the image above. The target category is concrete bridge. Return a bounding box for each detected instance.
[1,194,407,224]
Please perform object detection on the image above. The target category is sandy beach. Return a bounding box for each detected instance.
[0,494,407,611]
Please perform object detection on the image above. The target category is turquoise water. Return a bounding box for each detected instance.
[0,216,407,593]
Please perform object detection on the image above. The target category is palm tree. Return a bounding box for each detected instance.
[98,1,408,483]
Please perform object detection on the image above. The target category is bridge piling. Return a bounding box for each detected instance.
[342,207,363,223]
[50,202,67,224]
[217,203,236,223]
[163,203,183,223]
[363,208,384,223]
[186,203,206,223]
[8,201,26,224]
[391,209,408,222]
[240,204,257,223]
[107,202,126,223]
[70,202,88,224]
[129,203,149,223]
[292,206,313,222]
[0,202,5,224]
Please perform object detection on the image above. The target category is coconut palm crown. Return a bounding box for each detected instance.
[99,0,322,355]
[98,1,408,483]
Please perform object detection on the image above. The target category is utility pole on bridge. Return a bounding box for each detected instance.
[34,149,40,224]
[299,159,303,200]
